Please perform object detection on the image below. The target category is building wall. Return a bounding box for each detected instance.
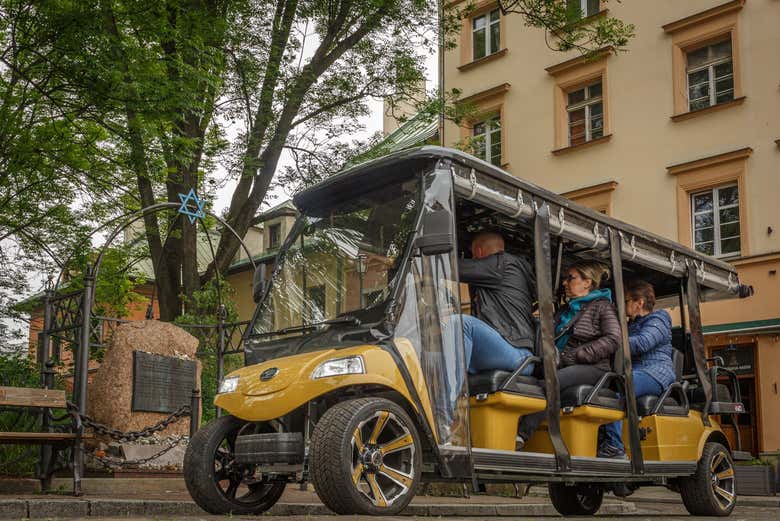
[445,0,780,451]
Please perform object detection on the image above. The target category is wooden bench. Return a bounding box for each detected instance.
[0,386,93,495]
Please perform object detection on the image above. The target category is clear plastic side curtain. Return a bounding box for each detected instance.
[392,164,472,477]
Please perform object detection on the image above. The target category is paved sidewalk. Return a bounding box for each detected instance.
[0,479,635,518]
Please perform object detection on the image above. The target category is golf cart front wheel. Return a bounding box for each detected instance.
[183,415,285,515]
[309,397,421,515]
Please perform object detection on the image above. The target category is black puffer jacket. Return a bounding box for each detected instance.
[459,251,536,349]
[557,298,621,372]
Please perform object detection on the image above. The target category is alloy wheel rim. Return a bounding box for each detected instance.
[709,450,736,510]
[351,410,415,507]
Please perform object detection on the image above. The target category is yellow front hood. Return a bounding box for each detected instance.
[229,349,337,396]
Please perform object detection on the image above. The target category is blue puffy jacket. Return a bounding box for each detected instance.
[629,310,676,387]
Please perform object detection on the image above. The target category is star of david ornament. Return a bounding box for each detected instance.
[177,188,206,224]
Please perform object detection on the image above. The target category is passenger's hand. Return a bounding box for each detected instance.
[559,349,577,367]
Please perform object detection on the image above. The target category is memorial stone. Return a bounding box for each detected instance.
[88,320,201,438]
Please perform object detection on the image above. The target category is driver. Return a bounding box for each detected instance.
[458,231,536,376]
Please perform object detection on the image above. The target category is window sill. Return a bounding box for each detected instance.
[552,134,612,156]
[671,96,746,122]
[458,48,508,72]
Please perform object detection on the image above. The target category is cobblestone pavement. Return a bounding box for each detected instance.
[43,504,780,521]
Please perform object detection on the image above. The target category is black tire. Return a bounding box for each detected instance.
[183,415,286,515]
[679,442,737,516]
[309,397,421,515]
[548,482,604,516]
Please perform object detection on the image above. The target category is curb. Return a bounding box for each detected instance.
[629,495,780,509]
[0,498,635,518]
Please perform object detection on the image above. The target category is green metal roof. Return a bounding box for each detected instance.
[379,111,438,153]
[703,318,780,335]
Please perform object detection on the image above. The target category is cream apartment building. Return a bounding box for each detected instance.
[444,0,780,457]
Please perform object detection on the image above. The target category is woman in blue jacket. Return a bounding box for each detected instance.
[599,280,676,459]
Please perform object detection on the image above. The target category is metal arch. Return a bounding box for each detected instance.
[53,202,259,293]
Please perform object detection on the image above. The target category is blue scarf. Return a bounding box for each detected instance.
[554,288,613,350]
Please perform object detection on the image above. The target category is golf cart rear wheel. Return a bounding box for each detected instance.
[679,442,736,516]
[310,397,421,515]
[548,482,603,516]
[184,415,285,515]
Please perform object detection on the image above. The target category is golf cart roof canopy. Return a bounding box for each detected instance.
[294,146,752,301]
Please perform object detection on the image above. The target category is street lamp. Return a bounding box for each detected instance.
[357,254,367,308]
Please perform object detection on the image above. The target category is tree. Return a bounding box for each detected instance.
[1,0,634,324]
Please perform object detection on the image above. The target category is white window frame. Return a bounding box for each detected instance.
[268,222,281,249]
[566,82,603,146]
[691,184,741,258]
[472,9,500,61]
[570,0,600,18]
[686,40,734,111]
[472,115,501,166]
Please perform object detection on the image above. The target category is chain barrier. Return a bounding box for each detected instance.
[84,436,188,468]
[63,402,193,467]
[66,402,191,443]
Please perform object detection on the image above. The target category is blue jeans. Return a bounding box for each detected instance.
[602,369,663,450]
[461,315,534,376]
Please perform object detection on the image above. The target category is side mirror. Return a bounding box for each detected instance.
[415,209,454,256]
[252,265,268,303]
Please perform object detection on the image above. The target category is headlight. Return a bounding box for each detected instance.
[311,356,365,379]
[218,376,239,394]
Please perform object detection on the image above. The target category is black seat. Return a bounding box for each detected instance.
[560,385,623,410]
[468,370,545,398]
[636,395,687,416]
[687,383,733,411]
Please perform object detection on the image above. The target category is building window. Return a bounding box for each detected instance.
[268,223,281,250]
[472,115,501,166]
[568,0,600,18]
[567,82,603,146]
[691,184,740,257]
[472,9,500,60]
[686,39,734,111]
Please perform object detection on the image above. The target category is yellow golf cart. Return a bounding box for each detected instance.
[183,147,752,516]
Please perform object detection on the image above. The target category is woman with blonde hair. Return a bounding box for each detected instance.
[516,261,622,448]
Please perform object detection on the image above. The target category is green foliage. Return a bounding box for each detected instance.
[175,277,241,423]
[1,0,635,329]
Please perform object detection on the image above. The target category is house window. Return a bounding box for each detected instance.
[691,184,740,257]
[268,223,281,249]
[307,285,326,322]
[472,115,501,166]
[686,39,733,111]
[472,9,500,60]
[567,82,603,146]
[568,0,600,18]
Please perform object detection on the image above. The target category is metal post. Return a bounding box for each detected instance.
[40,361,56,491]
[38,285,54,488]
[534,205,570,472]
[686,272,712,426]
[190,388,201,438]
[216,305,226,418]
[609,229,644,474]
[72,264,94,495]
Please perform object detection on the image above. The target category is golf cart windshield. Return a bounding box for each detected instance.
[252,178,420,339]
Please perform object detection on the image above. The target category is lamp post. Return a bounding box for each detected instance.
[357,254,367,308]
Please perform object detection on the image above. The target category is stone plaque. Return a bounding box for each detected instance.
[132,351,197,413]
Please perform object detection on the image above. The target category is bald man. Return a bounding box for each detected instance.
[458,231,536,376]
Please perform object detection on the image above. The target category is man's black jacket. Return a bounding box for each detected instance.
[458,251,536,349]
